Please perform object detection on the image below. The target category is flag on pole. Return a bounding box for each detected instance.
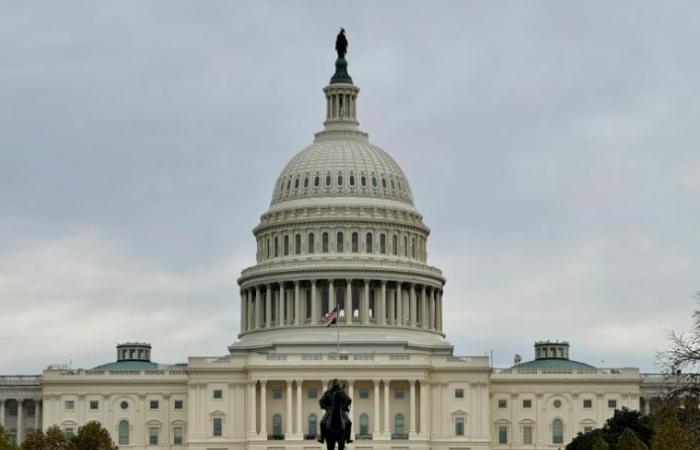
[323,305,339,327]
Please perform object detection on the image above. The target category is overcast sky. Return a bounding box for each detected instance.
[1,1,699,374]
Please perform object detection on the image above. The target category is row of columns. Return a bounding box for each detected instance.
[240,280,443,334]
[0,399,42,444]
[247,379,427,439]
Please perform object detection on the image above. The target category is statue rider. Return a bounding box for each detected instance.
[318,379,353,444]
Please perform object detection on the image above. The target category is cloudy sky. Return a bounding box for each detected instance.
[1,1,698,374]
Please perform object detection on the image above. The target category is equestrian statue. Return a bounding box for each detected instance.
[318,379,353,449]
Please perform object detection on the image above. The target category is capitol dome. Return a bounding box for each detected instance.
[233,46,448,354]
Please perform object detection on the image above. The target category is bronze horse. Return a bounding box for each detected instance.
[319,380,352,450]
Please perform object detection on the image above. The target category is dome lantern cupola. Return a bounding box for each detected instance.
[116,342,152,362]
[535,340,570,360]
[322,29,360,133]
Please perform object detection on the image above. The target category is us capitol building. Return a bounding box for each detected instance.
[0,37,674,450]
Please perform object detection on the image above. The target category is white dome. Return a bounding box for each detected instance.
[271,134,414,206]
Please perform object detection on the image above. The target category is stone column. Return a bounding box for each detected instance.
[17,399,23,443]
[310,280,319,324]
[266,285,273,327]
[0,400,4,427]
[295,381,303,436]
[409,380,417,436]
[259,381,267,435]
[420,286,427,328]
[329,280,336,312]
[280,283,287,326]
[430,288,436,330]
[419,381,428,437]
[34,400,40,430]
[383,380,390,435]
[388,285,395,325]
[294,281,301,325]
[346,280,353,324]
[248,382,257,434]
[255,286,262,329]
[362,280,370,324]
[437,290,443,331]
[379,281,387,325]
[286,381,293,435]
[373,380,381,435]
[409,283,417,327]
[240,290,247,333]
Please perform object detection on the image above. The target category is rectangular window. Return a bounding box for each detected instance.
[359,388,369,399]
[455,389,464,399]
[455,417,464,436]
[523,425,533,444]
[65,400,74,410]
[213,418,222,436]
[89,400,99,410]
[522,399,532,408]
[584,399,592,408]
[272,388,282,399]
[174,400,183,409]
[64,428,75,439]
[213,389,223,399]
[584,426,593,433]
[394,388,405,399]
[308,388,318,399]
[149,400,159,409]
[173,426,183,445]
[497,399,507,408]
[148,427,158,445]
[498,425,508,444]
[608,399,617,408]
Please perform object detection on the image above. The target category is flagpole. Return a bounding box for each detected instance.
[336,300,341,355]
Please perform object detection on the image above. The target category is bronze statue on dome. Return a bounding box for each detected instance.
[336,28,348,59]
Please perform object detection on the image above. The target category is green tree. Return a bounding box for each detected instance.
[651,407,700,450]
[568,429,607,450]
[567,408,653,450]
[70,422,116,450]
[593,435,610,450]
[43,426,70,450]
[0,425,18,450]
[20,429,46,450]
[616,428,648,450]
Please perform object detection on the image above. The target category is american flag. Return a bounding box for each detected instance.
[322,305,339,327]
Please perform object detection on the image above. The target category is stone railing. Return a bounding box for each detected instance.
[493,367,639,378]
[0,375,41,386]
[43,368,186,377]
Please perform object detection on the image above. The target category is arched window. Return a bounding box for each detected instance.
[284,235,289,256]
[325,175,331,186]
[304,176,309,188]
[366,233,373,253]
[294,178,299,189]
[403,236,408,256]
[552,419,563,444]
[322,232,329,253]
[394,413,405,434]
[308,233,315,253]
[411,238,416,258]
[274,237,279,257]
[336,232,344,252]
[352,232,359,253]
[371,176,378,188]
[286,179,291,190]
[349,175,355,186]
[359,413,369,435]
[380,233,386,254]
[266,238,270,258]
[295,234,301,255]
[382,178,387,189]
[392,235,398,255]
[337,175,343,186]
[308,413,318,437]
[361,175,367,187]
[272,414,282,437]
[314,175,320,187]
[118,420,129,445]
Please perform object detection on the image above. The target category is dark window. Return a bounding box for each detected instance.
[308,233,315,253]
[359,389,369,399]
[392,235,398,255]
[304,177,309,188]
[173,427,183,445]
[337,175,343,186]
[359,413,369,435]
[308,388,318,399]
[552,419,563,444]
[361,176,367,187]
[272,388,282,399]
[583,399,592,408]
[89,400,99,410]
[325,175,331,186]
[174,400,183,409]
[322,233,329,253]
[498,399,507,408]
[295,234,301,255]
[286,179,291,190]
[366,233,373,253]
[284,235,289,255]
[382,178,387,188]
[274,237,279,257]
[394,388,405,399]
[455,417,464,436]
[411,238,416,258]
[498,425,508,444]
[394,414,404,433]
[391,179,395,189]
[149,427,158,445]
[149,400,159,409]
[455,389,464,399]
[308,414,318,436]
[314,176,320,187]
[608,399,617,408]
[294,178,299,189]
[118,420,129,445]
[272,414,282,436]
[523,399,532,408]
[337,232,344,252]
[403,236,408,256]
[65,401,74,410]
[380,233,386,254]
[352,232,358,253]
[120,401,128,410]
[213,390,223,399]
[213,418,222,436]
[371,176,377,188]
[349,175,355,186]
